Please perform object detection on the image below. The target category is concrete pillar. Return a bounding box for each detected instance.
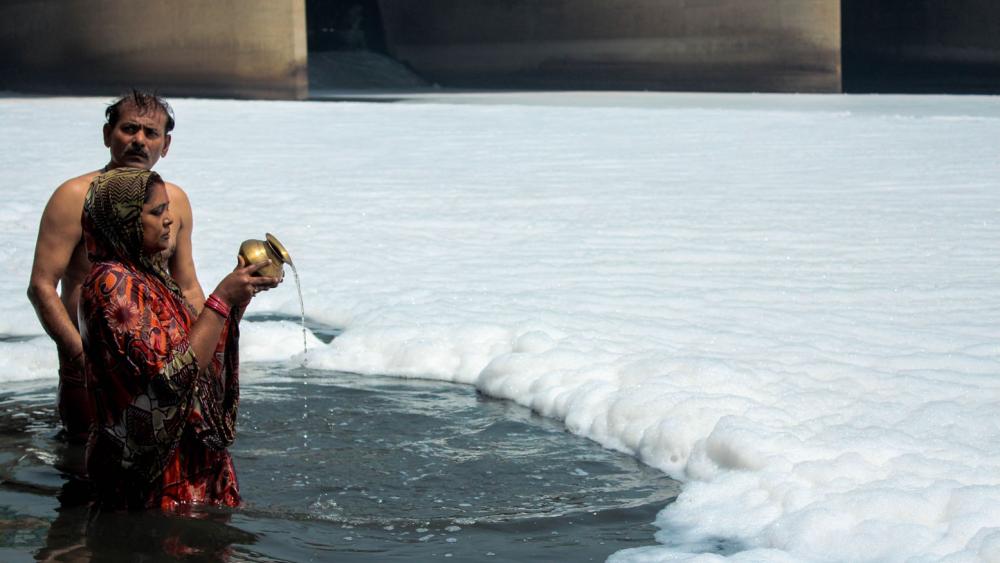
[378,0,842,93]
[0,0,308,99]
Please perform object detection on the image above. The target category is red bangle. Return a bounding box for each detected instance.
[204,294,231,319]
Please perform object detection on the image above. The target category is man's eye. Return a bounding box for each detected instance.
[145,129,160,138]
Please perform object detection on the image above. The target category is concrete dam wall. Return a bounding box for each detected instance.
[4,1,1000,97]
[0,0,308,99]
[377,0,843,93]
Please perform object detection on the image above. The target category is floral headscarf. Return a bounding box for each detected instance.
[83,167,181,296]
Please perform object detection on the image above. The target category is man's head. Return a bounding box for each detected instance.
[103,90,175,170]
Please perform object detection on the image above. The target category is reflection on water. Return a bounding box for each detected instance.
[0,366,678,562]
[34,503,254,562]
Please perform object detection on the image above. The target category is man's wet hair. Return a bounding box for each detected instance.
[105,89,175,133]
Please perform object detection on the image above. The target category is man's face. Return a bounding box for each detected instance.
[103,105,172,170]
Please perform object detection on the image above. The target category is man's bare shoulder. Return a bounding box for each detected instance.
[52,170,101,201]
[164,181,190,201]
[44,170,101,216]
[164,181,193,217]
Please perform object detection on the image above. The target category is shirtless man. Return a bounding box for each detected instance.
[27,91,204,442]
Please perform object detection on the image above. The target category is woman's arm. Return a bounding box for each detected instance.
[187,257,277,374]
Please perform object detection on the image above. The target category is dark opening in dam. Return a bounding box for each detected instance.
[305,0,427,91]
[842,0,1000,93]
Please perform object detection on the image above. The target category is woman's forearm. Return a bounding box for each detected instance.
[188,309,228,374]
[187,257,277,372]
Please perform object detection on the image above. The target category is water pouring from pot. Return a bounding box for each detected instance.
[238,233,308,357]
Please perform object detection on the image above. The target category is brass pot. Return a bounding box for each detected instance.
[238,233,293,278]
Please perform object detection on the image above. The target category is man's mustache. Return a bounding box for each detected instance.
[125,147,148,158]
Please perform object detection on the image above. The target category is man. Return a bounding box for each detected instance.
[27,90,204,442]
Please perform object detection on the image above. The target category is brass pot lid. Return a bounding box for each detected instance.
[265,233,293,266]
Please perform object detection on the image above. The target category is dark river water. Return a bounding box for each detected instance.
[0,364,678,562]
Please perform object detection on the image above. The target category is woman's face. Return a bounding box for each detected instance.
[141,181,173,255]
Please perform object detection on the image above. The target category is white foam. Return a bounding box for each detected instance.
[0,337,58,382]
[3,93,1000,561]
[238,320,324,366]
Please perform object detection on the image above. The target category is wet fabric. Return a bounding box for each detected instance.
[57,355,93,444]
[80,168,241,510]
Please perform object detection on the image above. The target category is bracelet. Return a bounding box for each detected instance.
[204,294,231,319]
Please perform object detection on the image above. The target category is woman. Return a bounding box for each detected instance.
[79,167,276,510]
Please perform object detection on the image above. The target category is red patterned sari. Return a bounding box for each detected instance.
[79,168,241,510]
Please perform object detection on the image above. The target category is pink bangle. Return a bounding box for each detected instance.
[204,294,231,319]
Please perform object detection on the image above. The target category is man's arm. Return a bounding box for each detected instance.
[27,181,87,361]
[166,183,206,313]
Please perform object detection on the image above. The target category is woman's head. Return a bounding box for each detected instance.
[83,168,179,292]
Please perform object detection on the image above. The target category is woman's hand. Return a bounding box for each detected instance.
[211,257,281,307]
[189,258,279,375]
